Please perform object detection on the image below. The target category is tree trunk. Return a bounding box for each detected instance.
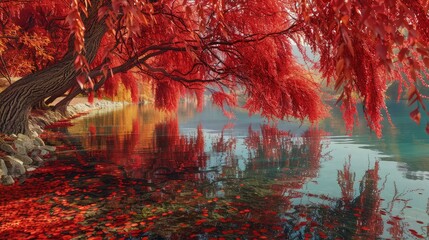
[0,55,76,134]
[0,2,106,134]
[54,88,82,112]
[34,99,53,110]
[45,87,73,106]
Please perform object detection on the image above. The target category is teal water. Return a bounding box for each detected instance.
[0,101,428,239]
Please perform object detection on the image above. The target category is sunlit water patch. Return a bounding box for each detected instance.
[0,102,428,239]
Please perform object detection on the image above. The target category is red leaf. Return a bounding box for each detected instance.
[336,58,345,76]
[410,107,421,125]
[203,227,216,233]
[98,6,109,20]
[318,231,328,239]
[341,15,350,25]
[376,42,388,61]
[310,221,318,227]
[88,91,94,103]
[398,48,408,62]
[76,75,86,89]
[426,123,429,135]
[409,229,425,239]
[423,58,429,69]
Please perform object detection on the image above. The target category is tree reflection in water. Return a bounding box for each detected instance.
[0,117,425,239]
[78,119,423,239]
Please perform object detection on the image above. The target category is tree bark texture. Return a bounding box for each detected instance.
[0,2,106,134]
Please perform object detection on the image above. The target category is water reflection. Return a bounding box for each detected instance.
[0,104,427,239]
[321,100,429,175]
[70,105,328,186]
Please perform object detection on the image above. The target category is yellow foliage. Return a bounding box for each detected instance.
[68,104,169,154]
[112,83,132,102]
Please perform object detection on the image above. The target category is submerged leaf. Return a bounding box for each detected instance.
[410,107,421,125]
[426,123,429,135]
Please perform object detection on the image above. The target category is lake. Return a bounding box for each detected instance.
[0,101,428,239]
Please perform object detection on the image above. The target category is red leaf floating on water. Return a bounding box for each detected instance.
[416,220,424,224]
[426,122,429,134]
[318,231,328,239]
[298,221,307,227]
[203,227,216,233]
[409,229,425,239]
[410,107,421,124]
[361,226,370,231]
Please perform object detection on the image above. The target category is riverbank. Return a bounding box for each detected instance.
[0,98,128,185]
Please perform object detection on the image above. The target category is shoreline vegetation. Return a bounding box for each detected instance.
[0,98,129,185]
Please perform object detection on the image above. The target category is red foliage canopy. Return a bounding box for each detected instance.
[1,0,429,136]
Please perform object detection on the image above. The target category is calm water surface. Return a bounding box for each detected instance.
[0,101,428,239]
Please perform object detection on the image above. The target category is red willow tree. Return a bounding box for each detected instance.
[0,0,429,135]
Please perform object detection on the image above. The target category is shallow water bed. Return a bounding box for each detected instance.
[1,102,428,239]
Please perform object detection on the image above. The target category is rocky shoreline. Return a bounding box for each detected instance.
[0,100,128,185]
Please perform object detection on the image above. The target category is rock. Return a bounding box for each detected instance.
[30,131,39,138]
[17,133,30,141]
[32,156,44,164]
[69,109,77,115]
[33,137,45,147]
[25,166,36,172]
[13,140,28,155]
[1,175,15,185]
[16,134,36,152]
[40,149,50,156]
[32,117,49,127]
[37,145,56,152]
[0,143,16,154]
[45,156,57,162]
[31,149,40,157]
[30,126,43,135]
[13,154,33,165]
[0,159,8,176]
[3,156,26,176]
